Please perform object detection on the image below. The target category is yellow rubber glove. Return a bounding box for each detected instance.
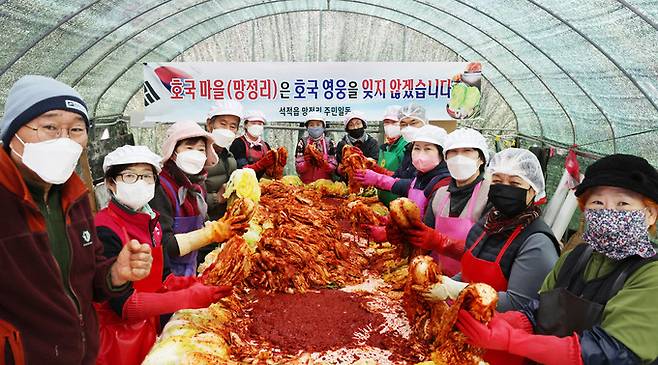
[175,220,232,256]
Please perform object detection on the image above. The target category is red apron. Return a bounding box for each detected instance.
[431,181,483,276]
[95,209,164,365]
[461,225,526,365]
[0,320,24,365]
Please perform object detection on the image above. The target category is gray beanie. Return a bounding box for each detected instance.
[1,75,90,147]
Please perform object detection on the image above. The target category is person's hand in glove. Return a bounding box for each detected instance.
[123,283,232,321]
[405,220,465,258]
[406,220,446,250]
[496,310,534,334]
[364,224,388,242]
[353,169,397,190]
[385,219,405,245]
[308,148,334,172]
[303,148,319,167]
[417,275,469,301]
[175,219,233,256]
[246,150,277,173]
[305,145,326,166]
[159,274,198,292]
[456,310,583,365]
[320,159,335,173]
[182,282,232,308]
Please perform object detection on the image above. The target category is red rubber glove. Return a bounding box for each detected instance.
[122,283,232,321]
[456,310,583,365]
[406,221,447,251]
[336,164,345,177]
[404,220,465,258]
[303,148,319,167]
[496,310,534,334]
[321,159,336,173]
[246,150,277,173]
[385,219,405,245]
[159,274,198,292]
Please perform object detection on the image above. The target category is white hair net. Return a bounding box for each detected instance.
[383,105,402,121]
[343,111,367,128]
[488,148,546,202]
[443,128,490,163]
[208,99,243,120]
[398,103,428,125]
[244,110,267,124]
[409,125,448,148]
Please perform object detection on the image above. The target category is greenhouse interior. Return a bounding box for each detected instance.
[1,1,657,365]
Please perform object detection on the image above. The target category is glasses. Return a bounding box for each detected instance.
[117,172,156,184]
[24,124,87,142]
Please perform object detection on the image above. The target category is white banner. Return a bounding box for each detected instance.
[143,62,483,123]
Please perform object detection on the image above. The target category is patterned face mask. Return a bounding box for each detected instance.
[583,209,656,260]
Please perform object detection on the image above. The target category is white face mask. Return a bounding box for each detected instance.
[14,136,83,184]
[212,128,236,148]
[246,124,264,138]
[175,150,206,175]
[384,124,401,139]
[400,126,418,141]
[447,154,480,180]
[114,180,155,211]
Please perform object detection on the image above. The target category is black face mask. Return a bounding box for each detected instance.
[347,127,365,139]
[488,184,530,217]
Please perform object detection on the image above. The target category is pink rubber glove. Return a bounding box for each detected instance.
[353,169,397,190]
[123,283,232,321]
[364,225,387,242]
[456,310,583,365]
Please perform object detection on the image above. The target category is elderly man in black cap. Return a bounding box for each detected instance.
[0,75,153,365]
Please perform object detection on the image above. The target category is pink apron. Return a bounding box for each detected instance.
[407,177,429,219]
[431,181,483,276]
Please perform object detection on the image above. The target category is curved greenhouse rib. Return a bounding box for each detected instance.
[69,0,230,86]
[114,9,516,130]
[101,7,535,138]
[0,1,102,77]
[23,0,635,149]
[403,0,572,144]
[615,0,658,31]
[51,0,176,79]
[434,0,615,150]
[526,0,658,113]
[92,5,539,138]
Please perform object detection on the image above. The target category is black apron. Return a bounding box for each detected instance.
[537,244,658,337]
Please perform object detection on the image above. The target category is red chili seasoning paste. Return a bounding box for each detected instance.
[248,289,383,353]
